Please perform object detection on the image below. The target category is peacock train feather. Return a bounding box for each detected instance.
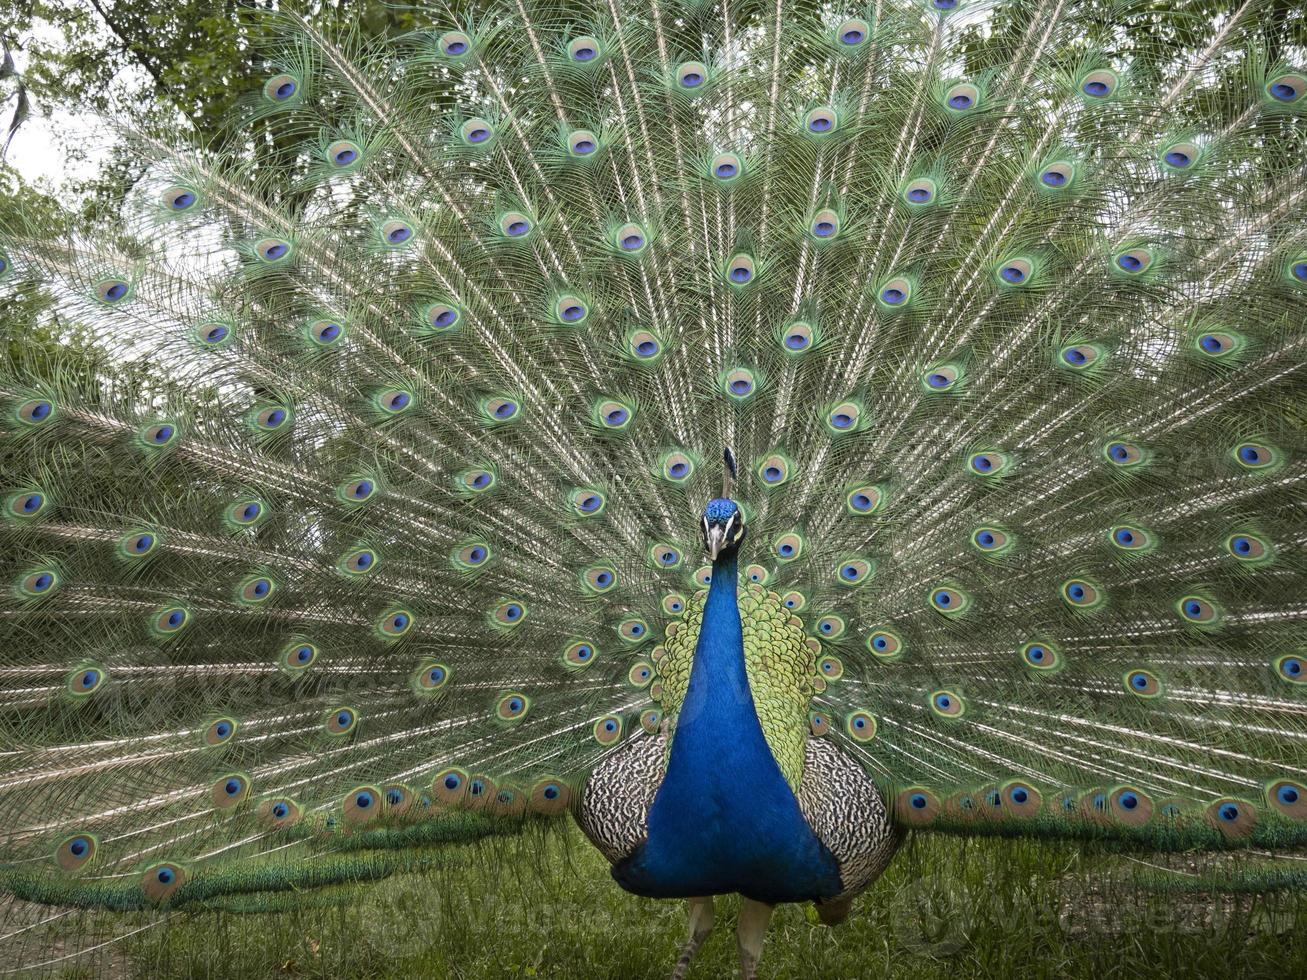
[1,0,1305,975]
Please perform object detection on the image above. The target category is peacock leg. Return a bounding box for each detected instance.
[735,898,774,980]
[669,896,715,979]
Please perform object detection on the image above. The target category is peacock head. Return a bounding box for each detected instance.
[701,498,745,561]
[701,448,745,561]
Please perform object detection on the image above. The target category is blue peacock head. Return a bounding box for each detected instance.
[701,449,746,560]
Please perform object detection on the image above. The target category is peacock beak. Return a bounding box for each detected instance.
[705,523,727,561]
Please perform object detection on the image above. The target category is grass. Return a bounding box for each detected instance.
[19,823,1307,978]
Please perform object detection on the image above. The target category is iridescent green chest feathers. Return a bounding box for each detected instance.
[653,583,822,790]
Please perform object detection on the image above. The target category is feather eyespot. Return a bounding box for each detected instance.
[194,320,233,347]
[867,630,902,659]
[1109,524,1153,552]
[837,558,872,587]
[1226,533,1269,563]
[1114,248,1153,274]
[16,398,55,425]
[142,863,187,903]
[1161,141,1200,171]
[339,547,377,576]
[492,600,526,626]
[930,690,965,717]
[903,178,937,206]
[1232,442,1276,470]
[253,404,290,430]
[944,83,979,112]
[845,711,876,741]
[593,714,623,744]
[745,564,770,585]
[1038,162,1074,189]
[1125,669,1161,697]
[281,641,318,672]
[1276,654,1304,683]
[259,798,301,829]
[837,19,869,45]
[662,593,687,615]
[425,302,461,332]
[115,529,157,561]
[338,476,376,505]
[325,707,358,735]
[7,490,49,520]
[459,468,496,493]
[453,541,491,570]
[570,488,606,516]
[94,278,131,304]
[804,107,838,134]
[1061,578,1102,609]
[568,36,602,63]
[923,365,959,391]
[773,532,804,561]
[254,238,292,263]
[307,319,345,347]
[726,254,756,285]
[660,452,694,482]
[1103,440,1144,468]
[438,31,472,58]
[723,367,757,399]
[163,185,200,211]
[779,320,815,353]
[563,641,597,669]
[996,258,1034,286]
[263,73,300,102]
[615,222,648,252]
[781,590,807,612]
[204,717,238,746]
[628,662,654,687]
[650,544,682,569]
[968,451,1010,476]
[567,129,599,157]
[581,565,618,594]
[627,329,663,362]
[1177,595,1220,625]
[377,609,414,637]
[380,220,414,246]
[826,401,861,433]
[66,664,107,697]
[618,618,647,642]
[1266,74,1305,104]
[152,605,191,635]
[756,453,791,487]
[499,211,531,238]
[811,209,840,240]
[481,396,519,423]
[1080,69,1118,99]
[238,575,276,603]
[19,568,59,598]
[1022,641,1059,670]
[212,773,251,809]
[496,692,530,721]
[846,485,883,514]
[710,153,743,182]
[816,616,845,639]
[326,139,362,167]
[555,294,589,324]
[1267,780,1307,819]
[676,61,708,90]
[461,119,493,146]
[878,277,912,308]
[594,398,633,430]
[55,833,98,872]
[929,586,969,615]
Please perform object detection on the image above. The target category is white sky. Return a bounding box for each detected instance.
[3,16,138,192]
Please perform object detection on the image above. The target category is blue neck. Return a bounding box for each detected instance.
[611,549,843,903]
[677,551,750,733]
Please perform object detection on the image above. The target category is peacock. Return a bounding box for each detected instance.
[1,0,1306,975]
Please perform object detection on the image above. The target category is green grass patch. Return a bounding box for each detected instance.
[21,824,1307,978]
